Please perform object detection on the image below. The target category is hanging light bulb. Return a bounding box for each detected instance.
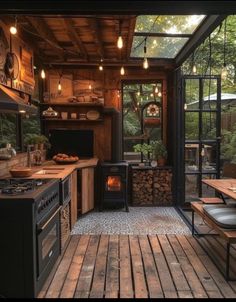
[120,66,125,75]
[158,91,162,97]
[221,18,228,81]
[117,20,123,49]
[137,91,140,96]
[143,38,149,69]
[155,85,158,94]
[89,84,92,90]
[58,78,62,92]
[184,103,187,110]
[99,59,103,71]
[41,69,46,79]
[192,64,197,74]
[221,64,228,80]
[10,16,17,35]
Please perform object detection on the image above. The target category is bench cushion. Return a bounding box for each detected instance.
[203,205,236,229]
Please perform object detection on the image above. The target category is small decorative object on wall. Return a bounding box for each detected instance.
[4,52,19,80]
[146,103,160,117]
[142,101,161,128]
[20,46,35,86]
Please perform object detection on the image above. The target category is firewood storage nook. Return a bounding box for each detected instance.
[131,166,173,206]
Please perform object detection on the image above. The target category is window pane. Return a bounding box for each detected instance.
[0,113,17,149]
[135,15,205,34]
[203,79,218,110]
[202,143,217,173]
[131,36,189,58]
[185,174,199,202]
[184,79,199,109]
[202,174,216,197]
[202,112,216,140]
[22,112,40,148]
[185,112,199,140]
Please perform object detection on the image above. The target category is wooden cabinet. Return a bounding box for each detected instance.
[81,167,94,214]
[70,170,78,228]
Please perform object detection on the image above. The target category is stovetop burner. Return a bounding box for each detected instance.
[0,178,51,195]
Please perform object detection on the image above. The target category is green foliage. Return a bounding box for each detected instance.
[24,134,51,149]
[221,127,236,163]
[133,143,153,157]
[151,140,168,159]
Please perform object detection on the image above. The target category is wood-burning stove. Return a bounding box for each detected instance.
[99,162,129,212]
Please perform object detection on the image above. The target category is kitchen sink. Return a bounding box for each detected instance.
[35,167,65,175]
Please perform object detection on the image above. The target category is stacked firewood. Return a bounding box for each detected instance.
[132,167,172,206]
[132,169,153,205]
[153,169,172,205]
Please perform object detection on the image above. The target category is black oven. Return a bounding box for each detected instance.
[36,206,61,288]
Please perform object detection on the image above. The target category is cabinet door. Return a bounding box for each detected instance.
[70,170,78,227]
[82,168,94,214]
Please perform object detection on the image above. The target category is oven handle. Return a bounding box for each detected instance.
[38,206,61,231]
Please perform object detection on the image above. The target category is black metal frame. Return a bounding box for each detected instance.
[181,75,221,205]
[191,209,235,281]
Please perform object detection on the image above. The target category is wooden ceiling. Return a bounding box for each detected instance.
[2,15,177,69]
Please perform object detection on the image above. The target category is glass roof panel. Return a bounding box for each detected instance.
[131,36,189,59]
[135,15,206,34]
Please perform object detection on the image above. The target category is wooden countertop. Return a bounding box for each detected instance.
[3,158,99,180]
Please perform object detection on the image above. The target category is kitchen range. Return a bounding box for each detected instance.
[0,177,60,298]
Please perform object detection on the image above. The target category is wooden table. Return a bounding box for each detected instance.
[202,178,236,200]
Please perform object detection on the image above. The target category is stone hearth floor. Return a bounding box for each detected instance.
[71,207,191,235]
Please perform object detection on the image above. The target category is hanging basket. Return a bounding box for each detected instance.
[143,118,161,127]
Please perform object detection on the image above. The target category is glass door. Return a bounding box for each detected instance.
[182,75,221,205]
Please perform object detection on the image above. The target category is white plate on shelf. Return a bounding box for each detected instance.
[86,110,100,120]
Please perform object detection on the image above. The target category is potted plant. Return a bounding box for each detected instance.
[133,142,153,166]
[152,140,167,166]
[35,135,51,151]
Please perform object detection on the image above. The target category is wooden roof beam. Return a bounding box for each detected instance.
[25,16,65,61]
[62,18,88,61]
[89,18,105,59]
[126,16,136,60]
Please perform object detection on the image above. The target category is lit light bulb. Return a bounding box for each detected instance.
[155,86,158,94]
[158,91,162,97]
[99,64,103,71]
[10,26,17,35]
[150,93,154,97]
[89,84,92,90]
[137,91,140,96]
[41,69,45,79]
[221,65,228,80]
[58,81,62,91]
[192,64,197,74]
[120,66,125,75]
[117,36,123,49]
[184,103,187,110]
[201,148,205,156]
[143,57,149,69]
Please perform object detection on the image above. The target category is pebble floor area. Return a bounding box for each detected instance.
[71,207,191,235]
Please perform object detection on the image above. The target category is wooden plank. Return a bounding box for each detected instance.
[129,235,148,298]
[74,235,100,298]
[148,235,177,298]
[89,18,105,58]
[82,168,94,214]
[105,235,119,298]
[60,235,90,298]
[89,235,109,298]
[168,235,208,298]
[45,235,79,298]
[187,235,236,298]
[126,16,136,60]
[158,235,193,298]
[138,235,163,298]
[119,235,133,298]
[176,235,223,298]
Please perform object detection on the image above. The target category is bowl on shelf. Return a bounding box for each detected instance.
[86,110,100,120]
[9,167,33,177]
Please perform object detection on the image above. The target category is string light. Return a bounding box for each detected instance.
[154,85,158,94]
[58,76,62,92]
[10,16,17,35]
[89,84,92,90]
[117,20,123,49]
[221,18,228,80]
[41,69,46,79]
[158,91,162,97]
[192,64,197,74]
[137,91,140,96]
[143,38,149,69]
[120,66,125,75]
[184,103,187,110]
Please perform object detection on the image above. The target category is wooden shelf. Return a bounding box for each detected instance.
[40,102,104,107]
[42,118,103,122]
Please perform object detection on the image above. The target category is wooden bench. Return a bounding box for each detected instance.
[191,201,236,281]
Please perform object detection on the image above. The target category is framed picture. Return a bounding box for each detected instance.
[20,46,35,86]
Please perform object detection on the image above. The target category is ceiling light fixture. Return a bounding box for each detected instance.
[41,69,46,79]
[143,38,149,69]
[117,20,123,49]
[10,16,17,35]
[221,18,228,80]
[120,66,125,75]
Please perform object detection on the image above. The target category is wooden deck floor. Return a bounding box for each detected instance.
[38,234,236,298]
